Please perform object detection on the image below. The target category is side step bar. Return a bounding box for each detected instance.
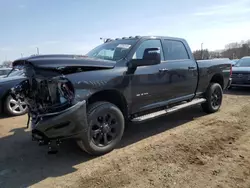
[131,98,206,122]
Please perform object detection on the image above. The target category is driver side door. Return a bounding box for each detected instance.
[127,39,168,114]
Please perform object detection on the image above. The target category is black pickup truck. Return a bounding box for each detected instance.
[11,36,232,155]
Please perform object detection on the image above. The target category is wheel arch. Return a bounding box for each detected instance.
[87,89,128,119]
[210,73,224,89]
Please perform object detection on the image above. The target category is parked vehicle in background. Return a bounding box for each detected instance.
[0,66,28,116]
[212,58,230,60]
[0,68,12,78]
[231,59,239,66]
[230,56,250,88]
[11,36,231,155]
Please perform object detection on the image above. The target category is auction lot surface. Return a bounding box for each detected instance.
[1,89,250,188]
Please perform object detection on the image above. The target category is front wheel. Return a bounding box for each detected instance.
[4,95,28,116]
[202,83,223,113]
[77,101,125,156]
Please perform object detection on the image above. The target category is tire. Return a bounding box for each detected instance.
[4,94,28,116]
[201,83,223,113]
[77,101,125,156]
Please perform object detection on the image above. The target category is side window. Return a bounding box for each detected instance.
[132,39,164,60]
[162,40,189,60]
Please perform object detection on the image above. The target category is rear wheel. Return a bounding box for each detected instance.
[77,101,125,155]
[4,95,28,116]
[202,83,223,113]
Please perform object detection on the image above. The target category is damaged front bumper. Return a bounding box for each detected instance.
[31,100,88,148]
[10,61,93,153]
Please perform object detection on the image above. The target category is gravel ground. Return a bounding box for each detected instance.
[0,88,250,188]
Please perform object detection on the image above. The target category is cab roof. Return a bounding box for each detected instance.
[104,36,186,43]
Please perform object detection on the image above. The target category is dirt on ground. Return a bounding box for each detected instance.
[0,89,250,188]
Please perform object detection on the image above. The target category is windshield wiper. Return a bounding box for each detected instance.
[6,68,15,77]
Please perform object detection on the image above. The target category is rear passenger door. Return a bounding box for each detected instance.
[161,39,198,102]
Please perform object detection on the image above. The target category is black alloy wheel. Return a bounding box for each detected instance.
[77,101,125,155]
[202,83,223,113]
[210,86,222,109]
[91,112,119,147]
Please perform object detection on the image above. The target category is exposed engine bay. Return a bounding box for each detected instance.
[11,64,75,128]
[11,63,92,153]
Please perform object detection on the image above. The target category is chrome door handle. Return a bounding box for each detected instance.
[159,68,169,72]
[188,66,196,70]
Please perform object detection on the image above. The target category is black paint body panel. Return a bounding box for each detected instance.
[11,36,231,140]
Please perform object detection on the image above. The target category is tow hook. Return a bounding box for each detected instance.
[38,140,48,146]
[48,139,62,154]
[32,131,62,154]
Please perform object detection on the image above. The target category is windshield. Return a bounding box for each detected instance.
[235,58,250,67]
[7,68,24,77]
[87,39,137,61]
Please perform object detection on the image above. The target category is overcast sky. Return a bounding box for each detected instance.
[1,0,250,62]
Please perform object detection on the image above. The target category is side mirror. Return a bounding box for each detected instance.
[128,48,161,68]
[143,48,161,62]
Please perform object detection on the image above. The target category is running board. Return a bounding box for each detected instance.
[131,98,206,122]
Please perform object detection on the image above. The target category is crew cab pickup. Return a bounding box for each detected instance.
[11,36,232,155]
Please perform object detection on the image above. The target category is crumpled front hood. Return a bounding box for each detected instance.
[12,54,116,69]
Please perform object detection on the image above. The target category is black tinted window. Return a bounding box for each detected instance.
[132,39,164,60]
[162,40,189,60]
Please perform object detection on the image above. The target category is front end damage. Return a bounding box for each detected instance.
[11,62,90,154]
